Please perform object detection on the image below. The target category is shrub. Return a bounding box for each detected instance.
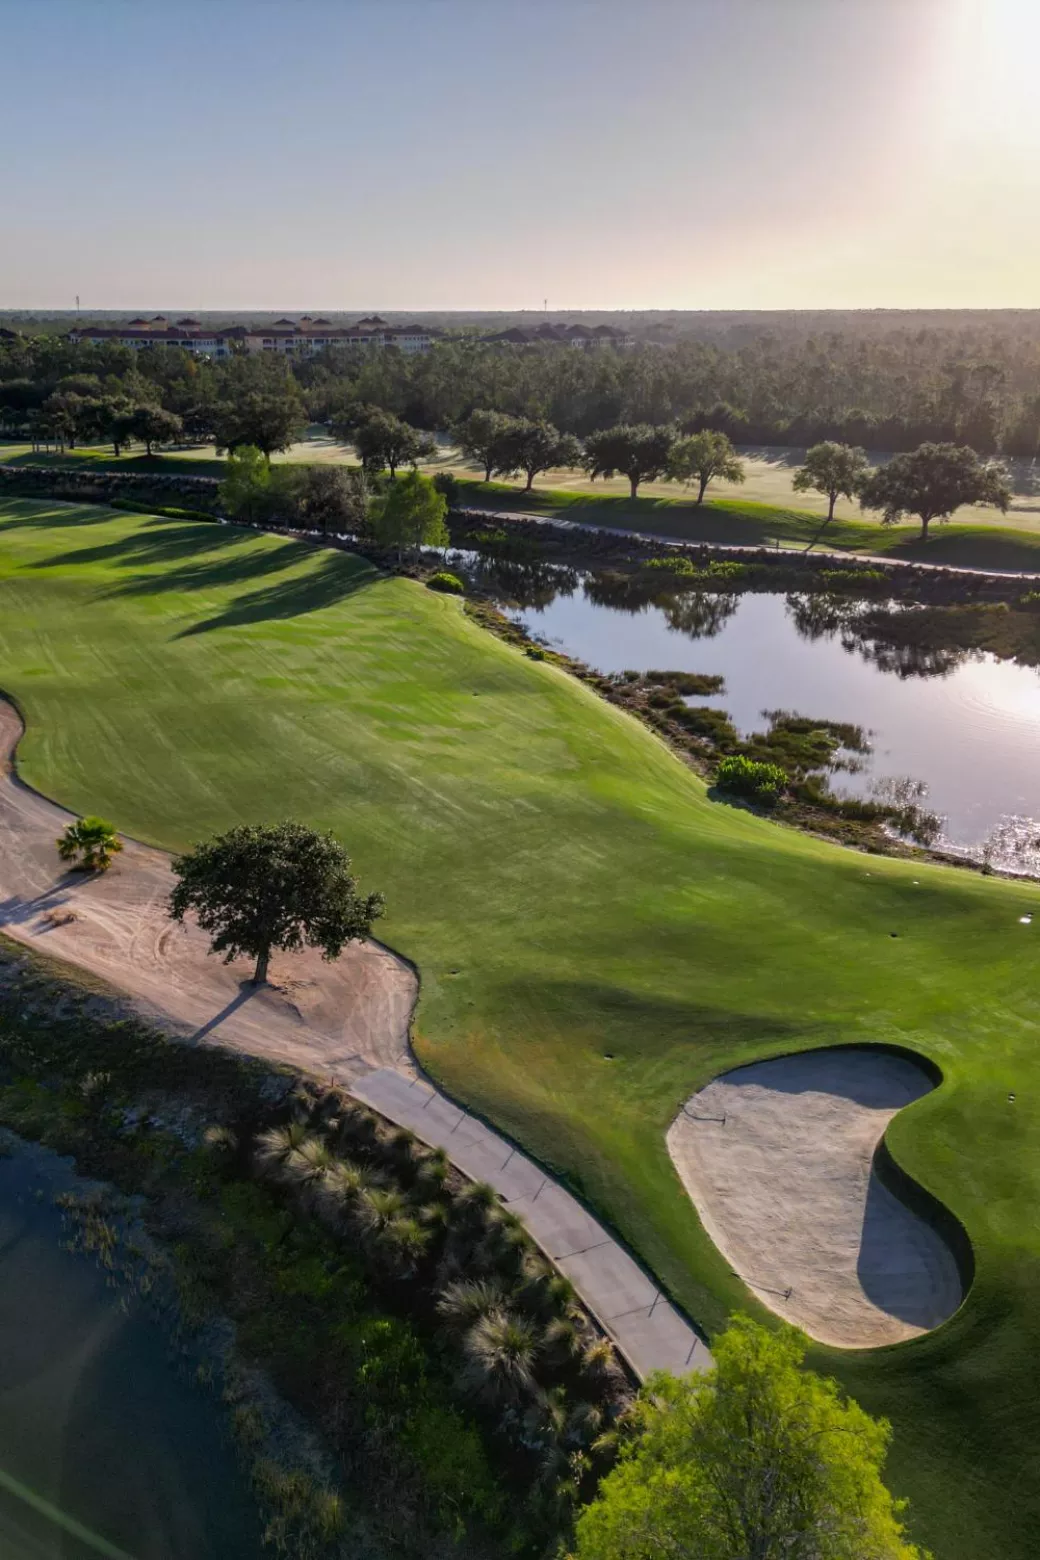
[109,498,219,522]
[426,571,464,595]
[432,471,460,507]
[715,754,787,805]
[525,646,547,661]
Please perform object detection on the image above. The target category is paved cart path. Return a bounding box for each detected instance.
[0,697,708,1380]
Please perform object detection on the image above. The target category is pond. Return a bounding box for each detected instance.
[0,1141,263,1560]
[491,572,1040,867]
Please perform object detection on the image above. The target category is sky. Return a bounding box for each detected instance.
[1,0,1038,311]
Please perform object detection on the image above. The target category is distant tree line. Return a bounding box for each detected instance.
[4,320,1040,460]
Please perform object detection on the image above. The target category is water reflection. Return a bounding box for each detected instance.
[0,1142,262,1559]
[785,595,972,680]
[475,563,1040,854]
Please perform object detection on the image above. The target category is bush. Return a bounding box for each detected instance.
[432,471,460,507]
[715,754,787,805]
[109,498,218,523]
[426,571,464,595]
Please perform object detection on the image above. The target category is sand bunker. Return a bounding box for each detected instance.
[0,700,416,1081]
[668,1048,965,1348]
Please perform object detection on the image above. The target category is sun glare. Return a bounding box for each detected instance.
[946,0,1040,152]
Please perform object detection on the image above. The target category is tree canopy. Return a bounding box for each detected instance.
[667,429,745,503]
[793,441,871,524]
[169,820,384,985]
[494,418,582,491]
[583,424,675,498]
[858,442,1011,538]
[369,468,449,559]
[354,410,436,479]
[573,1316,927,1560]
[452,409,516,481]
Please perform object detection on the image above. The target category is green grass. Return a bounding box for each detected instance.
[1,497,1040,1557]
[455,479,1040,571]
[7,442,1040,572]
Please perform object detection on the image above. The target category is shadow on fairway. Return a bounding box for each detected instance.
[28,518,254,572]
[175,549,379,635]
[102,541,329,601]
[517,977,823,1061]
[0,502,127,532]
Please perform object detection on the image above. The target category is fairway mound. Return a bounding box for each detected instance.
[0,699,416,1081]
[668,1047,965,1348]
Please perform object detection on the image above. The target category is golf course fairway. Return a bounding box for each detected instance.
[1,497,1038,1558]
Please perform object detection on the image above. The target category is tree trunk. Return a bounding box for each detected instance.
[920,514,931,540]
[525,470,535,490]
[483,460,492,481]
[388,460,397,481]
[629,475,639,500]
[697,475,709,504]
[113,439,121,457]
[827,492,836,521]
[253,947,270,984]
[146,440,153,456]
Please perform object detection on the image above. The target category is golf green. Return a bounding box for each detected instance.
[1,497,1038,1558]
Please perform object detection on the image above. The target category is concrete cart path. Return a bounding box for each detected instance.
[353,1067,711,1380]
[0,697,709,1381]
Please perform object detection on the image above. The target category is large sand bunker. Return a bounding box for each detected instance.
[668,1048,966,1348]
[0,700,416,1080]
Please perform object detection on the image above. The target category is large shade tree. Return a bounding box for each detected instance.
[583,424,675,499]
[666,429,745,504]
[169,820,384,985]
[495,417,582,491]
[859,442,1011,540]
[452,409,516,481]
[574,1316,927,1560]
[355,411,435,479]
[793,441,872,547]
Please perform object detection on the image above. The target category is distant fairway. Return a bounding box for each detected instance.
[1,497,1040,1557]
[5,433,1039,530]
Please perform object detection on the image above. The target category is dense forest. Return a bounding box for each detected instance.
[3,310,1040,456]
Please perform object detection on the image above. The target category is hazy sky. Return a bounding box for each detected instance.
[1,0,1037,310]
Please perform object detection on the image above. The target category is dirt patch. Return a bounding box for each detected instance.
[667,1047,965,1348]
[0,700,416,1082]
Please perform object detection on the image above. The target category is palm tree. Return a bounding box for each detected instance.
[377,1214,431,1276]
[460,1307,542,1404]
[253,1121,310,1177]
[56,816,123,873]
[355,1186,408,1237]
[436,1278,508,1331]
[313,1157,376,1229]
[281,1135,337,1192]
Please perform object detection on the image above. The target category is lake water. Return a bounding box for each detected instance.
[505,583,1040,863]
[0,1143,263,1560]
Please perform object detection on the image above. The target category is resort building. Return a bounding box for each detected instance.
[66,316,435,359]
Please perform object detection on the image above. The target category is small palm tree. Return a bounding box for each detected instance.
[253,1121,310,1177]
[313,1157,375,1229]
[378,1214,431,1276]
[461,1307,542,1404]
[282,1135,337,1191]
[436,1278,508,1331]
[355,1186,407,1237]
[57,816,123,873]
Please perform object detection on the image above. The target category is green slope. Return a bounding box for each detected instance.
[1,497,1039,1558]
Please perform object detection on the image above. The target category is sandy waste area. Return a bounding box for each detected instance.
[0,700,416,1083]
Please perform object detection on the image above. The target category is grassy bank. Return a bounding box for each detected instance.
[1,498,1039,1557]
[455,478,1040,572]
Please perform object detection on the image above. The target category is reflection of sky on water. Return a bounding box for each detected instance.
[510,588,1040,850]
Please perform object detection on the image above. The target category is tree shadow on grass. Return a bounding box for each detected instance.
[504,977,826,1063]
[27,518,260,571]
[102,540,331,601]
[175,549,379,635]
[0,502,125,532]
